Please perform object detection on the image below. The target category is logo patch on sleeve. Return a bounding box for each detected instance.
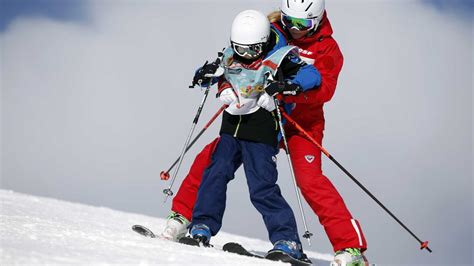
[305,155,315,163]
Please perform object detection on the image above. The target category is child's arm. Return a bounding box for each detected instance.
[216,77,238,106]
[217,77,232,95]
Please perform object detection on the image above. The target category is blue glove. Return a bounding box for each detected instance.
[191,61,220,88]
[190,51,224,88]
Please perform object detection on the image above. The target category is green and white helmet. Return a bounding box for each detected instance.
[280,0,325,31]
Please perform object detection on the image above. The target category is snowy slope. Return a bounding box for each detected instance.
[0,190,332,265]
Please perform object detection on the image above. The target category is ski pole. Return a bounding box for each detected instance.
[162,53,224,202]
[280,109,432,253]
[162,82,212,202]
[274,99,313,246]
[160,104,227,181]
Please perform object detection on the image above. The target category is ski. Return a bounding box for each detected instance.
[266,249,312,266]
[178,236,200,246]
[222,242,264,258]
[132,224,157,238]
[132,225,216,248]
[132,226,311,265]
[223,242,313,266]
[179,236,214,247]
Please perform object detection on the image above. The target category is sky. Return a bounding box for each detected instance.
[0,0,89,32]
[1,0,472,265]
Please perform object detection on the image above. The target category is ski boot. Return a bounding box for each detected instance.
[190,223,212,246]
[159,212,189,241]
[330,248,368,266]
[267,240,302,260]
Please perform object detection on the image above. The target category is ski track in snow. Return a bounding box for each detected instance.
[0,190,333,265]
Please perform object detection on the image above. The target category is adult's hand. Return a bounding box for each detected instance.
[265,80,301,96]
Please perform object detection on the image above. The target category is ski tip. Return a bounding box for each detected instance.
[420,241,432,253]
[222,242,239,250]
[132,224,156,238]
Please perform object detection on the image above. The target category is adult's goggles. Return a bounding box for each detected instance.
[281,13,316,31]
[231,42,264,59]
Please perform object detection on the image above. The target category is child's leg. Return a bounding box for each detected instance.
[240,140,301,245]
[190,134,243,235]
[172,137,220,221]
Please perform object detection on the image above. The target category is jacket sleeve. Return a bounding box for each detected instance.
[290,63,321,91]
[216,77,232,96]
[284,38,344,104]
[278,51,321,91]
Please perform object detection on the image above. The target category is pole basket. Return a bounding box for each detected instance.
[303,231,313,239]
[163,188,174,197]
[160,171,170,181]
[420,241,432,252]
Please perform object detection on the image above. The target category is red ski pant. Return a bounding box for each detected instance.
[171,130,367,252]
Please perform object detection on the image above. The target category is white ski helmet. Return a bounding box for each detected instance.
[280,0,325,30]
[230,10,270,45]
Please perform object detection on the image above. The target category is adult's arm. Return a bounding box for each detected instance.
[284,38,343,104]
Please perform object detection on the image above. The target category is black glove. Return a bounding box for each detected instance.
[190,61,221,88]
[264,80,302,96]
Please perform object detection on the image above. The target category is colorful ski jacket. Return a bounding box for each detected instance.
[217,27,321,146]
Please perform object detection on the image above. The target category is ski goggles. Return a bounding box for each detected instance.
[231,42,264,59]
[281,13,316,31]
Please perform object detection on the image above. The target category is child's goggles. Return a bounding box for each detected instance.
[231,42,264,59]
[281,13,316,31]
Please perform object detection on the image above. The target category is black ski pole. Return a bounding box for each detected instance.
[160,104,226,181]
[274,99,314,246]
[162,82,211,202]
[280,109,432,253]
[162,54,223,202]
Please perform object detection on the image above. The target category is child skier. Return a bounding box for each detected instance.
[186,10,321,262]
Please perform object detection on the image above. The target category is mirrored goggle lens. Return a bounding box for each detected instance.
[232,43,263,58]
[282,14,314,31]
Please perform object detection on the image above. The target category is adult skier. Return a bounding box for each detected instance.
[162,1,368,265]
[267,1,369,265]
[186,10,320,262]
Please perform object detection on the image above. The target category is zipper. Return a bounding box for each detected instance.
[233,115,242,137]
[271,112,278,131]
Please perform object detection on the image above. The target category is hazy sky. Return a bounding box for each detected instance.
[1,0,472,265]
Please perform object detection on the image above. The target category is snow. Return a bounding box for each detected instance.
[0,190,333,265]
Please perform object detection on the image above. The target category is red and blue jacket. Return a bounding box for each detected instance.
[272,12,344,134]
